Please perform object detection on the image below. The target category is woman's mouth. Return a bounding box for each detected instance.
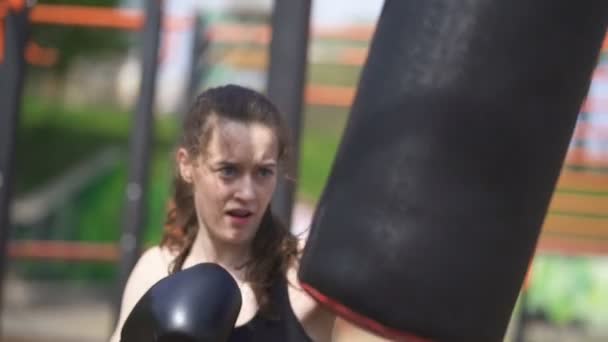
[226,208,254,226]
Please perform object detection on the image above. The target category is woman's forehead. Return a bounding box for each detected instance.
[204,119,278,162]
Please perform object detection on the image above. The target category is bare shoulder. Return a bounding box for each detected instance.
[123,246,175,294]
[287,238,336,342]
[108,246,175,342]
[132,246,174,282]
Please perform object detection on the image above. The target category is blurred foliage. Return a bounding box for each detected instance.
[526,255,608,329]
[13,97,177,280]
[16,97,178,194]
[30,0,129,73]
[13,148,173,281]
[527,255,593,324]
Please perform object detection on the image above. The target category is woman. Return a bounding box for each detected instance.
[110,84,336,341]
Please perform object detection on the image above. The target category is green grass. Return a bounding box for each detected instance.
[308,63,362,86]
[297,105,349,202]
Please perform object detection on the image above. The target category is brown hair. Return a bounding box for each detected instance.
[160,84,300,314]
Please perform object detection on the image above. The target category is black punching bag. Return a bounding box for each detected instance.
[298,0,608,341]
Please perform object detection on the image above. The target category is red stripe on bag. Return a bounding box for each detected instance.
[300,282,433,342]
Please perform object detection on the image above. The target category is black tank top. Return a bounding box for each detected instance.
[228,277,312,342]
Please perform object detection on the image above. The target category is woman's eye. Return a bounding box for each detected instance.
[258,168,274,177]
[219,166,238,177]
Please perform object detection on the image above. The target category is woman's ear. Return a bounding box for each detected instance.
[176,148,194,183]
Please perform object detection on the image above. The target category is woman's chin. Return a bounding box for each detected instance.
[219,227,256,245]
[217,217,259,244]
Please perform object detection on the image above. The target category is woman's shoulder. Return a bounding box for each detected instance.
[109,245,177,342]
[130,246,175,277]
[122,245,177,305]
[144,245,178,268]
[145,244,175,265]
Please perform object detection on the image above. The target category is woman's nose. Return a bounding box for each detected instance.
[234,176,256,201]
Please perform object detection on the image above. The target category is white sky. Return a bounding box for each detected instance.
[190,0,384,27]
[311,0,384,27]
[124,0,384,27]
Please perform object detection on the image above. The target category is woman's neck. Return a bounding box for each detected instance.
[186,227,251,281]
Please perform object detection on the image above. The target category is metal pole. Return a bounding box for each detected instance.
[182,15,207,115]
[115,0,163,314]
[267,0,311,227]
[0,2,29,334]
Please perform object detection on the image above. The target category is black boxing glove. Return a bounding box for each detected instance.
[121,263,242,342]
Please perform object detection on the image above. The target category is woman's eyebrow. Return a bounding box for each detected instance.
[258,161,277,168]
[214,160,238,167]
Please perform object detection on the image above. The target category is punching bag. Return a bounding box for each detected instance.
[298,0,608,341]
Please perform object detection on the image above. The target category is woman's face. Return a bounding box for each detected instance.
[178,117,279,246]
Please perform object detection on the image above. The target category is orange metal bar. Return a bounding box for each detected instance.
[8,240,120,262]
[28,4,192,31]
[0,0,24,13]
[594,66,608,80]
[0,18,4,63]
[565,147,608,169]
[580,97,608,113]
[572,122,608,141]
[30,4,142,30]
[0,1,8,17]
[542,214,608,238]
[537,235,608,255]
[548,192,608,216]
[206,23,270,45]
[25,40,58,66]
[304,83,608,114]
[305,84,355,107]
[0,1,9,63]
[7,0,24,12]
[337,47,368,66]
[556,169,608,192]
[207,22,375,43]
[315,24,374,42]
